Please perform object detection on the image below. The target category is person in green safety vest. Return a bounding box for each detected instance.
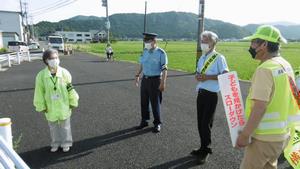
[236,25,300,169]
[33,49,79,153]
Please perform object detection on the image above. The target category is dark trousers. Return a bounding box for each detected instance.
[106,52,113,59]
[197,88,218,153]
[140,77,162,125]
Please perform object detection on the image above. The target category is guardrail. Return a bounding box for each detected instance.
[0,118,30,169]
[0,137,30,169]
[0,51,42,71]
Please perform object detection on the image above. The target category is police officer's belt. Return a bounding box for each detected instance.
[200,53,219,74]
[143,75,160,79]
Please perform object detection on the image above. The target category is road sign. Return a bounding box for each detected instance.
[106,21,110,29]
[102,0,107,7]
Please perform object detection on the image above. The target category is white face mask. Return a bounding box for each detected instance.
[200,43,210,53]
[144,43,152,50]
[47,58,60,68]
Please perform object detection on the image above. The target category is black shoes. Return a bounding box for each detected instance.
[190,148,210,164]
[190,148,202,156]
[153,124,161,133]
[197,151,209,164]
[136,122,149,130]
[136,122,161,133]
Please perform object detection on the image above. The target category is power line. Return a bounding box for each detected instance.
[29,0,70,13]
[30,0,76,16]
[30,0,78,17]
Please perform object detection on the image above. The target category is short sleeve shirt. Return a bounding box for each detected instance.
[139,47,168,76]
[196,51,229,92]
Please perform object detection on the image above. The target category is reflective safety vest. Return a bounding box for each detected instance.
[245,58,300,135]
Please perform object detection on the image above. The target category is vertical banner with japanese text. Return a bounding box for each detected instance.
[218,71,246,147]
[284,126,300,169]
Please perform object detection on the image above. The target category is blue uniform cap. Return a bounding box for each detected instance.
[143,32,158,41]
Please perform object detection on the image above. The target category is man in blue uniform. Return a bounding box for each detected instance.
[134,32,168,133]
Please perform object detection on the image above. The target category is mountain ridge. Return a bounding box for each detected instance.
[34,11,300,40]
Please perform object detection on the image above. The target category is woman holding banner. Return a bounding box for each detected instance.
[190,31,229,164]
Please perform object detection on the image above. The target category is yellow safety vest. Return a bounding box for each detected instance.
[245,58,300,135]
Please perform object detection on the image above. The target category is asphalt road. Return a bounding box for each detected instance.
[0,52,292,169]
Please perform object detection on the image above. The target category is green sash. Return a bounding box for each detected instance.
[200,53,219,74]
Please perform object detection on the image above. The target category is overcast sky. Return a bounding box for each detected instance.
[1,0,300,26]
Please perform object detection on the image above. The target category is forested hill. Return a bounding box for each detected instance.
[34,11,300,40]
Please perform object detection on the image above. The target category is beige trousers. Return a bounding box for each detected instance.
[240,138,287,169]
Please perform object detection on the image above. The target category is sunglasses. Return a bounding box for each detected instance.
[251,39,265,44]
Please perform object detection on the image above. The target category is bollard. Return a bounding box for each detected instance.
[16,52,21,65]
[0,118,12,148]
[27,51,31,62]
[0,118,14,169]
[7,54,11,67]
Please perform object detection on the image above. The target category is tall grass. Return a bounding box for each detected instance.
[73,41,300,80]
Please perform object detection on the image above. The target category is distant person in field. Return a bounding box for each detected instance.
[134,32,168,133]
[191,31,229,164]
[33,49,79,153]
[105,43,114,61]
[236,25,300,169]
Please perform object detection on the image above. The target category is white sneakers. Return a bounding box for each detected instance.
[62,146,70,152]
[50,147,58,152]
[50,146,70,153]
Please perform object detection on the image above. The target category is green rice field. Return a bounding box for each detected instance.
[72,41,300,80]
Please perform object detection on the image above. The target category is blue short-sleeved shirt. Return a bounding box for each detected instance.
[139,47,168,76]
[196,50,229,92]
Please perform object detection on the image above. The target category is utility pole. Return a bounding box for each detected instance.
[19,0,26,42]
[102,0,110,44]
[23,2,30,43]
[30,16,35,40]
[196,0,205,69]
[143,1,147,49]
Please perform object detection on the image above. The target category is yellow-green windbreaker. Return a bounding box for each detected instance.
[33,66,79,122]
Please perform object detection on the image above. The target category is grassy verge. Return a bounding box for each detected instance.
[72,41,300,80]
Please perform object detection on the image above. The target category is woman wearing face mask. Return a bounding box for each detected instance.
[134,32,168,133]
[191,31,229,164]
[34,49,79,153]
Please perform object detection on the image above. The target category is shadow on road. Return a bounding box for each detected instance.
[83,60,108,63]
[0,73,194,93]
[148,155,199,169]
[278,153,293,169]
[20,126,153,169]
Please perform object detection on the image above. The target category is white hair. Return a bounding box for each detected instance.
[201,31,219,45]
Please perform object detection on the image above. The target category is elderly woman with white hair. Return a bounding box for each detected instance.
[190,31,229,164]
[34,49,79,153]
